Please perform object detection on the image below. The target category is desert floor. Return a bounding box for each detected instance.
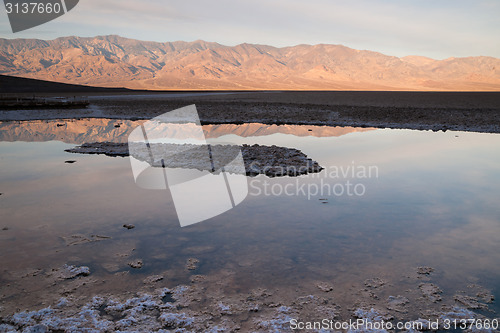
[1,91,499,133]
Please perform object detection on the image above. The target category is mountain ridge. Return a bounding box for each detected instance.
[1,35,499,91]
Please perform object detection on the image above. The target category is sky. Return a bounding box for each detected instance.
[1,0,499,59]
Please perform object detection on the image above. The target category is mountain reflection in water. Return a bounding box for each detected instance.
[0,118,375,144]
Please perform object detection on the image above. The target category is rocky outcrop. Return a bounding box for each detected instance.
[65,142,323,177]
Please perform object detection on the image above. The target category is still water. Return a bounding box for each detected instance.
[0,119,499,320]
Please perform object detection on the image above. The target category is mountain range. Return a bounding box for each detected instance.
[1,35,499,91]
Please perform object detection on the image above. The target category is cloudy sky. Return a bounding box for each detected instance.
[1,0,499,59]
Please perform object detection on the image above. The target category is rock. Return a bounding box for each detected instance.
[353,307,393,322]
[416,266,434,275]
[364,277,386,288]
[316,282,333,292]
[190,275,206,283]
[128,259,143,269]
[122,224,135,230]
[186,258,199,270]
[56,264,90,280]
[218,302,232,315]
[0,324,17,332]
[65,142,129,157]
[61,234,111,246]
[91,234,111,241]
[476,291,495,303]
[27,324,49,333]
[453,295,487,309]
[17,324,49,333]
[64,160,76,164]
[438,306,479,327]
[22,268,43,278]
[159,313,194,329]
[143,275,164,284]
[248,304,260,312]
[62,234,92,246]
[2,227,8,231]
[387,295,410,313]
[66,142,324,177]
[255,306,295,332]
[419,283,442,302]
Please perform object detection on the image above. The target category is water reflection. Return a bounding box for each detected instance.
[0,121,499,318]
[0,118,375,143]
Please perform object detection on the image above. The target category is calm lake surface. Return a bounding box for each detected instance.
[1,118,499,320]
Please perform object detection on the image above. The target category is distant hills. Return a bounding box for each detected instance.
[1,35,499,91]
[0,73,134,93]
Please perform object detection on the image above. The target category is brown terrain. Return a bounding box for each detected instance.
[1,80,498,133]
[1,35,500,91]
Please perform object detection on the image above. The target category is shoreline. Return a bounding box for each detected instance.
[0,263,496,332]
[0,91,499,134]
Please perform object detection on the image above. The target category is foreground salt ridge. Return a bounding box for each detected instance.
[0,287,494,332]
[65,142,324,177]
[1,266,496,332]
